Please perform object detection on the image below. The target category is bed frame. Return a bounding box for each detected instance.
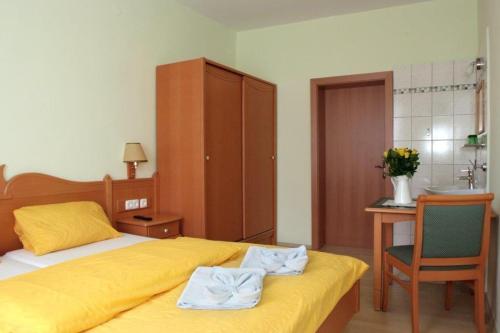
[0,164,361,333]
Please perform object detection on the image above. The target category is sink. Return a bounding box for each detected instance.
[425,185,486,195]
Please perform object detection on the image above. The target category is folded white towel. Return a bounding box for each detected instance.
[240,245,309,275]
[177,267,266,310]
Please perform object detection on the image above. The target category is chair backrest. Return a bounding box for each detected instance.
[413,194,494,269]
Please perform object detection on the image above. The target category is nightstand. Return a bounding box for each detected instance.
[116,214,182,239]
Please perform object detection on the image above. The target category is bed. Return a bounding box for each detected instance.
[0,165,368,333]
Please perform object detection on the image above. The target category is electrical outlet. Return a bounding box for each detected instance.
[139,198,148,208]
[125,199,140,210]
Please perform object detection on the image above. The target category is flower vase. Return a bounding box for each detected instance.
[391,175,412,205]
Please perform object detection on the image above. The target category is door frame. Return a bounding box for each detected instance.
[310,71,393,250]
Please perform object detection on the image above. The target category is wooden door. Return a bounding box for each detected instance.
[322,82,387,248]
[242,77,276,239]
[204,64,243,241]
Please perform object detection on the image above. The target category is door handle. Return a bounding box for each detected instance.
[374,164,386,179]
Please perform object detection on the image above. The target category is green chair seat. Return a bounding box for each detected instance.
[387,245,476,271]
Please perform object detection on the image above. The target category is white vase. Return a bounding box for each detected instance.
[391,175,412,204]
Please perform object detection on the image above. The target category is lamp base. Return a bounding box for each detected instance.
[126,162,136,179]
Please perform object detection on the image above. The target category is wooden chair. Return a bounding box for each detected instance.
[382,194,494,333]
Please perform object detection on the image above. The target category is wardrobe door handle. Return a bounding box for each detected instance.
[271,156,275,160]
[164,228,169,234]
[205,155,210,161]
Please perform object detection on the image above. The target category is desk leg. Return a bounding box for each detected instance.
[384,223,394,285]
[373,213,383,311]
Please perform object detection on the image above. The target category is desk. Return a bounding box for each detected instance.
[365,198,415,311]
[366,197,497,311]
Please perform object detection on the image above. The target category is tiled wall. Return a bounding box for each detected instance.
[392,59,487,247]
[393,59,487,197]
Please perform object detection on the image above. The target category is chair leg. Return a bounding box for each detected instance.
[444,281,453,311]
[382,255,390,311]
[474,278,486,333]
[411,279,420,333]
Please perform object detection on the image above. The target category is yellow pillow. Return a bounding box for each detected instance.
[14,201,121,255]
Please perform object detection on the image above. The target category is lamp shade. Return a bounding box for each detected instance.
[123,143,148,162]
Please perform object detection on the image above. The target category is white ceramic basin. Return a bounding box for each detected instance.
[425,185,486,195]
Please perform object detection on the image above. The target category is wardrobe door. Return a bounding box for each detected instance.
[204,65,243,241]
[242,77,276,239]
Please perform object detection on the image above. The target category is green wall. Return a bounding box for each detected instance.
[0,0,235,181]
[236,0,479,245]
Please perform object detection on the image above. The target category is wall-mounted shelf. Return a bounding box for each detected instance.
[463,143,486,149]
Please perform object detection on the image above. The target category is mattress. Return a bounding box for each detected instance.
[3,233,151,268]
[0,257,37,280]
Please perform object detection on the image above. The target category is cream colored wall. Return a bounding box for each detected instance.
[0,0,235,181]
[1,0,482,247]
[478,0,500,329]
[236,0,478,245]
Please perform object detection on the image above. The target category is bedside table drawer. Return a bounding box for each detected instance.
[147,222,180,239]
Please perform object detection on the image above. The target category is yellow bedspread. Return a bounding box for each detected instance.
[88,243,368,333]
[0,238,241,333]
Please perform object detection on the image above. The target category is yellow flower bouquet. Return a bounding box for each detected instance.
[383,147,420,178]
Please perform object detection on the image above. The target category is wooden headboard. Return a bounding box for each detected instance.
[0,165,158,255]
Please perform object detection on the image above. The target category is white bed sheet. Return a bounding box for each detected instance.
[4,233,152,268]
[0,258,37,280]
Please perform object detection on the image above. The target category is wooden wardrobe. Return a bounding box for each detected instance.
[156,58,276,244]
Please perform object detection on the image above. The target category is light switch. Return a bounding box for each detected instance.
[139,198,148,208]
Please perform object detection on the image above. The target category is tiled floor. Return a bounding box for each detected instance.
[321,245,492,333]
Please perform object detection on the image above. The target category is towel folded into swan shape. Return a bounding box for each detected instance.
[177,267,266,310]
[240,245,309,275]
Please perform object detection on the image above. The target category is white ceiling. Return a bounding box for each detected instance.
[177,0,430,30]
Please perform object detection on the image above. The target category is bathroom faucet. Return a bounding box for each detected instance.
[458,167,475,190]
[458,160,480,190]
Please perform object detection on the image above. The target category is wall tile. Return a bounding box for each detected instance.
[393,65,412,89]
[454,114,475,140]
[411,63,432,88]
[394,233,412,246]
[432,165,454,186]
[411,164,431,197]
[412,141,431,164]
[432,91,453,116]
[477,146,487,164]
[394,94,412,117]
[454,90,475,115]
[412,117,432,141]
[453,140,476,164]
[412,92,432,116]
[432,61,454,86]
[393,59,486,201]
[476,168,487,189]
[394,117,411,141]
[432,116,453,140]
[454,59,476,85]
[394,221,412,235]
[432,140,453,164]
[394,140,411,149]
